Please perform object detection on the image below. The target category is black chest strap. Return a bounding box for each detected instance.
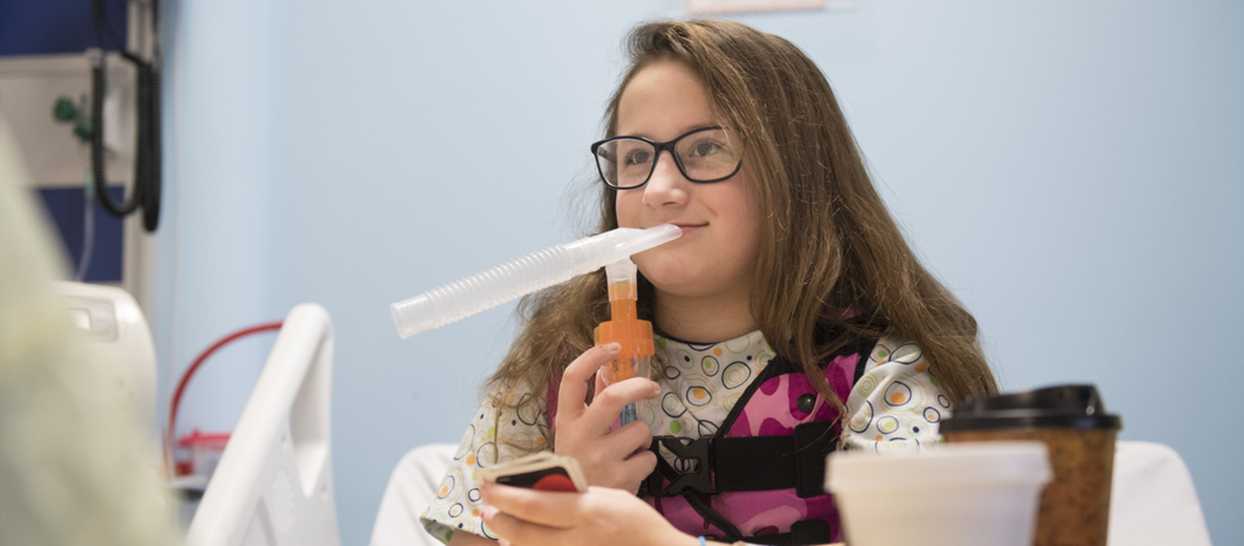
[639,420,836,499]
[743,519,833,545]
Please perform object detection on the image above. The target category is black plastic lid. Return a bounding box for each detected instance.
[939,384,1122,432]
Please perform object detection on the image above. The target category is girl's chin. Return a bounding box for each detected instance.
[637,261,712,294]
[635,252,682,280]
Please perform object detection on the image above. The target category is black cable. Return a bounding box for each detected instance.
[138,0,162,232]
[142,63,161,231]
[142,0,162,231]
[89,0,161,231]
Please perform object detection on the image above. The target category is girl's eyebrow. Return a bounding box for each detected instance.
[616,122,719,140]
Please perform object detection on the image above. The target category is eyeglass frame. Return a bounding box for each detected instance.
[589,125,744,190]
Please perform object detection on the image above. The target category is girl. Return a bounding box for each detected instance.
[422,19,995,546]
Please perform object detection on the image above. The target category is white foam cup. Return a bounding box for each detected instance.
[826,441,1051,546]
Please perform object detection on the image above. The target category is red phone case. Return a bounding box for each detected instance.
[495,465,582,492]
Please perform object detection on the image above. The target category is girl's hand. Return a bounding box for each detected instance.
[553,343,660,493]
[480,482,694,546]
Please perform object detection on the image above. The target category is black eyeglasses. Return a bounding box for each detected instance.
[590,126,743,190]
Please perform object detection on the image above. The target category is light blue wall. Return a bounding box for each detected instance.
[154,0,277,457]
[160,1,1242,544]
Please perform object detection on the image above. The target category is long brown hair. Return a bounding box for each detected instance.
[489,20,995,417]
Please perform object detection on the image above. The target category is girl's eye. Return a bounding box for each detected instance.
[689,140,723,157]
[624,149,653,166]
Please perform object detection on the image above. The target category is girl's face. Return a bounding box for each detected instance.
[614,60,761,300]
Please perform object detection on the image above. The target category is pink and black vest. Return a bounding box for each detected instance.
[548,332,877,545]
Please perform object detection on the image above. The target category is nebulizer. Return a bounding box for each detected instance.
[391,224,678,422]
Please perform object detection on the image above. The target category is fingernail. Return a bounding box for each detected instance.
[481,505,497,520]
[605,342,621,353]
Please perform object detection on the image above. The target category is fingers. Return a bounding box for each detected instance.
[582,377,661,433]
[480,482,580,529]
[481,505,565,546]
[556,344,619,423]
[603,420,653,456]
[618,450,658,489]
[594,367,608,400]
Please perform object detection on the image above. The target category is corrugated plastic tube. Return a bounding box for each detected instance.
[391,224,681,339]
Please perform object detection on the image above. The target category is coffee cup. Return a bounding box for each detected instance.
[940,384,1122,546]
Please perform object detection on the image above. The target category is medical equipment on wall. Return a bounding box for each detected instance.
[390,224,681,338]
[166,321,284,477]
[50,95,101,280]
[2,1,160,295]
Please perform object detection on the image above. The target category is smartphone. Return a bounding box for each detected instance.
[476,452,587,493]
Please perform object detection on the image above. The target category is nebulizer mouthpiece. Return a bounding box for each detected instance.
[391,224,680,339]
[595,258,654,426]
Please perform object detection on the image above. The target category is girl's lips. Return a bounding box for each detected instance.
[671,224,707,237]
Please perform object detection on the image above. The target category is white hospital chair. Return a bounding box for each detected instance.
[1109,442,1213,546]
[186,303,339,546]
[54,281,158,430]
[370,444,459,546]
[369,441,1213,546]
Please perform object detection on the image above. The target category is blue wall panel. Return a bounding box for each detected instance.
[0,0,128,56]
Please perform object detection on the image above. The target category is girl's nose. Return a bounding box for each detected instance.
[642,151,689,208]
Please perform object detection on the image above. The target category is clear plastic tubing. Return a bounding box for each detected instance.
[392,224,681,339]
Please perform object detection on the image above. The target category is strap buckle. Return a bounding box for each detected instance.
[646,435,716,496]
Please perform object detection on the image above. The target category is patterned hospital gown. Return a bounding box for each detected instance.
[420,330,951,543]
